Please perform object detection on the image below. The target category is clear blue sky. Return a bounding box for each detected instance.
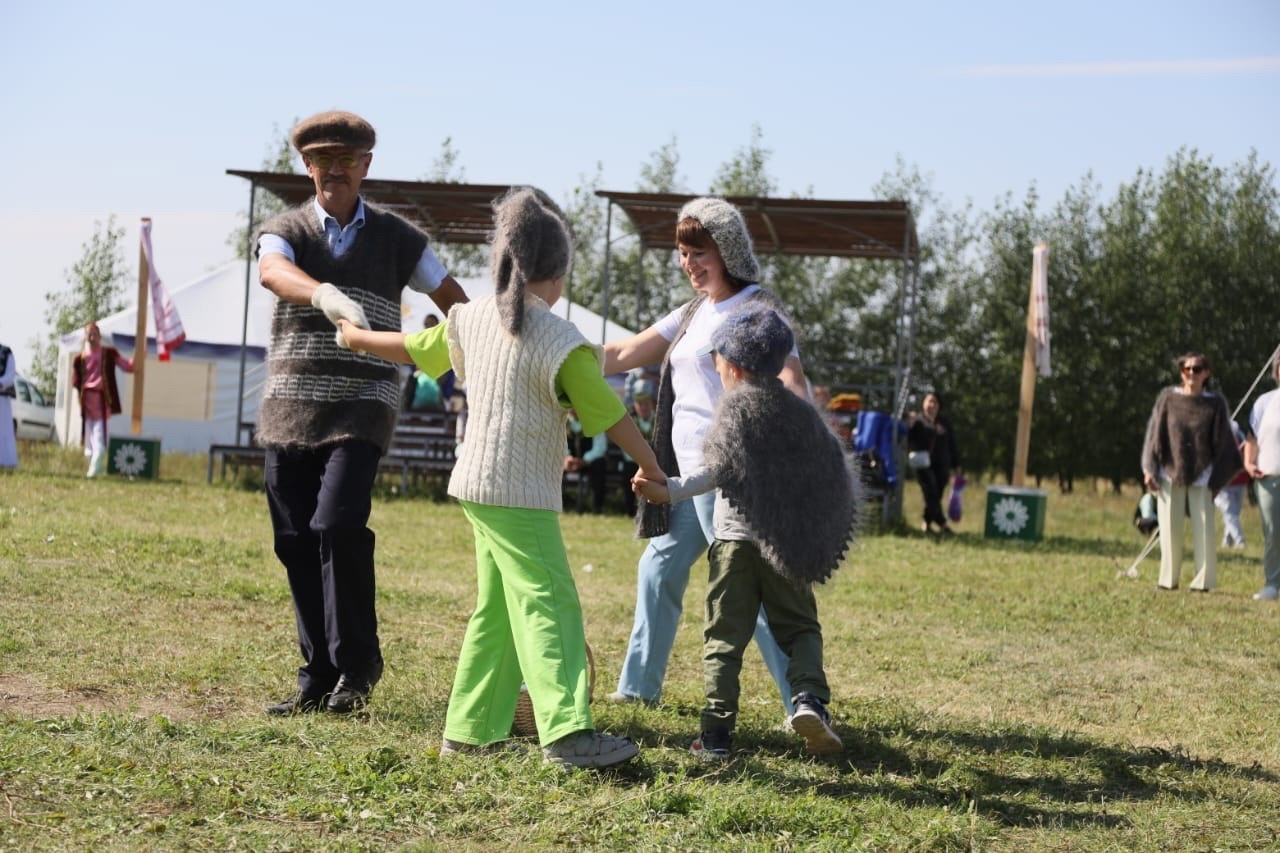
[2,0,1277,376]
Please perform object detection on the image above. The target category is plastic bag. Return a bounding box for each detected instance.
[947,474,966,522]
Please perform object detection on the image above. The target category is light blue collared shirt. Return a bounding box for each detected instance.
[257,196,448,293]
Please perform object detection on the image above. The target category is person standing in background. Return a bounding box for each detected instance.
[1215,421,1249,549]
[1141,352,1242,593]
[1244,355,1280,601]
[906,392,960,535]
[0,343,17,469]
[72,322,135,478]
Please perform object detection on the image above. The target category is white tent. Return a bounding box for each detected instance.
[55,264,636,454]
[55,261,273,454]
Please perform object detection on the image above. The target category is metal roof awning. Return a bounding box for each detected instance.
[595,191,918,261]
[227,170,516,245]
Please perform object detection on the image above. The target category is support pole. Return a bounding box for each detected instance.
[599,201,614,347]
[235,184,257,445]
[131,216,151,435]
[1012,241,1048,486]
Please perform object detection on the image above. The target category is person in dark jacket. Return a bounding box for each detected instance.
[907,391,961,535]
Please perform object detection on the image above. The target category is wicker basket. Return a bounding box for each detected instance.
[512,641,595,738]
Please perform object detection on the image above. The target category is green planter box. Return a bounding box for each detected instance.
[984,486,1047,542]
[107,436,161,480]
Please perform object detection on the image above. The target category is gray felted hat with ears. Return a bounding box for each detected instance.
[490,187,573,335]
[678,197,761,283]
[711,303,793,378]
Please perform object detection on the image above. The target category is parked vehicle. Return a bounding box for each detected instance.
[13,375,55,441]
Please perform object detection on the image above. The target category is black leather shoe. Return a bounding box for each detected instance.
[265,691,326,716]
[326,664,382,714]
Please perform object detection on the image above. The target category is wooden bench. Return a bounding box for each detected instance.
[207,411,460,489]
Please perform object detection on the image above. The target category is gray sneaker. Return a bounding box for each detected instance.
[788,694,843,756]
[542,730,639,769]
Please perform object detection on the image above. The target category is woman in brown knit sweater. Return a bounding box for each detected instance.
[1141,351,1243,592]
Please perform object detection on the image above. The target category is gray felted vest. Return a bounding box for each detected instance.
[255,203,430,453]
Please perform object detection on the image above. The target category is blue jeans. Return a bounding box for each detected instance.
[1257,475,1280,589]
[615,492,794,714]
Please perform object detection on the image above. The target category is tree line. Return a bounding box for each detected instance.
[35,128,1278,491]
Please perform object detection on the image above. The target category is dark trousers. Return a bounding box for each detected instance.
[702,540,828,733]
[265,441,383,696]
[916,466,950,526]
[621,460,639,517]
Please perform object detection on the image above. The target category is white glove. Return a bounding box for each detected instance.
[311,282,369,329]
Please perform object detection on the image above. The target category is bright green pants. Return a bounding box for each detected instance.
[443,501,593,747]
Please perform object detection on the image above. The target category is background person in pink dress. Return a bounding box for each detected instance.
[72,321,134,478]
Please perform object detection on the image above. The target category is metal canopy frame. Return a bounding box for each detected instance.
[596,190,922,524]
[226,170,515,246]
[594,190,921,410]
[223,173,923,521]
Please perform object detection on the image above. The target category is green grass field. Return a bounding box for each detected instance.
[1,442,1278,851]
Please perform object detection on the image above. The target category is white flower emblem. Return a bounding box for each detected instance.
[113,442,149,477]
[991,496,1029,536]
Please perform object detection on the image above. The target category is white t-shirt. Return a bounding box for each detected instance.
[1250,388,1280,476]
[653,287,798,474]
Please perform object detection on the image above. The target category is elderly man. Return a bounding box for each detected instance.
[1245,356,1280,602]
[257,110,467,714]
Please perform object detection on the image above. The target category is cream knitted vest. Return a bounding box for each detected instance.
[447,295,599,511]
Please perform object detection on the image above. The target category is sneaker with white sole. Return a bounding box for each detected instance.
[1253,585,1279,601]
[689,727,733,761]
[542,730,639,769]
[604,691,656,707]
[788,693,843,756]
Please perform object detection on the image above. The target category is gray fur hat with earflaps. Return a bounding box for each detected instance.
[490,187,573,335]
[678,197,761,284]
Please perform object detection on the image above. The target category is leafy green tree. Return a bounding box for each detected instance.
[27,217,131,391]
[947,148,1279,489]
[226,121,298,259]
[421,137,485,279]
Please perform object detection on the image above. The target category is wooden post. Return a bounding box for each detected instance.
[1011,241,1048,486]
[131,217,150,434]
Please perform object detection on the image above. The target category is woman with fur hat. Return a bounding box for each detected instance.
[336,187,662,768]
[602,196,811,713]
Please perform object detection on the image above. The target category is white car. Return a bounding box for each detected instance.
[12,375,56,441]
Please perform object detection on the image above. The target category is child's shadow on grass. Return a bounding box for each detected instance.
[611,715,1278,832]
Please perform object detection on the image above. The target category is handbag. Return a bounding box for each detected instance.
[909,421,939,470]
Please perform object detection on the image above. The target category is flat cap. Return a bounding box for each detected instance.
[291,110,377,153]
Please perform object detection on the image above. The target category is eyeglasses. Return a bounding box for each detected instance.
[1181,364,1206,374]
[307,151,368,170]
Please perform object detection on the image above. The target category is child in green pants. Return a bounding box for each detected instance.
[338,187,664,768]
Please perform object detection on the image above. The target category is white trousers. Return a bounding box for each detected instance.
[1157,481,1216,591]
[84,418,107,477]
[1214,484,1246,547]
